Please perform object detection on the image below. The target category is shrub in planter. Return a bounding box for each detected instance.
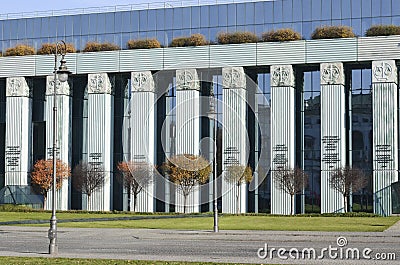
[5,44,35,56]
[170,34,208,47]
[311,25,355,39]
[365,24,400,37]
[217,31,259,44]
[83,42,120,52]
[262,28,302,42]
[37,43,76,55]
[127,39,161,49]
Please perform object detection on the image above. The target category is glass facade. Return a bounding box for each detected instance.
[0,0,398,52]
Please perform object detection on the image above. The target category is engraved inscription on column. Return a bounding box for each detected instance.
[272,144,288,169]
[375,145,393,168]
[5,146,21,170]
[321,136,340,168]
[223,147,240,165]
[89,153,103,169]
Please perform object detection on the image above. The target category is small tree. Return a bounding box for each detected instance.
[274,167,308,215]
[329,166,368,213]
[217,31,259,44]
[162,154,211,213]
[31,159,71,208]
[262,28,302,42]
[117,161,153,212]
[127,39,161,49]
[72,161,106,210]
[37,43,76,55]
[311,25,355,39]
[224,164,253,214]
[5,44,35,56]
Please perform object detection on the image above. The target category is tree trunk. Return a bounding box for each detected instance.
[236,183,240,214]
[87,194,91,211]
[343,195,347,213]
[291,194,295,215]
[183,194,187,214]
[133,193,137,213]
[43,195,47,210]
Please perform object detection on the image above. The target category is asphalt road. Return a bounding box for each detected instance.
[0,225,400,264]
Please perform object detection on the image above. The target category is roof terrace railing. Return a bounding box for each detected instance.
[0,0,268,20]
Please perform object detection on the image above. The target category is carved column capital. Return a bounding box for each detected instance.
[131,71,155,93]
[222,67,246,89]
[176,69,200,91]
[320,62,344,85]
[46,76,71,96]
[88,73,112,94]
[6,77,30,97]
[372,60,398,84]
[270,65,295,87]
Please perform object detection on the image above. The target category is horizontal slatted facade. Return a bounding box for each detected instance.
[306,38,357,63]
[164,46,209,70]
[257,41,305,65]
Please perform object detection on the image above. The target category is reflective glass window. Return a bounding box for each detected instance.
[321,0,332,20]
[174,8,183,29]
[41,17,49,37]
[237,3,246,24]
[293,0,303,21]
[26,18,34,39]
[210,5,219,27]
[352,18,362,35]
[282,0,293,22]
[201,6,209,27]
[273,0,283,23]
[105,13,115,34]
[57,16,65,37]
[302,22,312,39]
[245,3,255,24]
[382,17,391,24]
[81,15,90,35]
[132,11,140,32]
[393,0,400,15]
[303,0,312,21]
[255,2,264,24]
[17,19,26,39]
[165,9,173,29]
[48,17,57,37]
[182,7,191,27]
[312,0,322,20]
[33,18,41,38]
[147,10,156,31]
[192,7,200,28]
[361,17,372,34]
[372,17,381,24]
[122,33,130,47]
[73,15,81,36]
[352,0,362,18]
[332,1,341,19]
[381,0,391,16]
[156,9,164,30]
[393,16,400,25]
[342,0,351,19]
[139,10,148,32]
[227,4,236,25]
[362,0,372,17]
[89,14,97,35]
[97,13,106,34]
[64,16,72,36]
[372,0,381,17]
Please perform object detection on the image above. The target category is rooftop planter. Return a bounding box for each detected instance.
[365,25,400,37]
[4,44,35,56]
[82,42,120,52]
[127,39,161,49]
[261,28,302,42]
[311,26,355,40]
[217,31,259,44]
[170,34,208,47]
[37,43,76,55]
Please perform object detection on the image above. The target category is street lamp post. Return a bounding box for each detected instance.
[209,90,219,233]
[48,40,71,255]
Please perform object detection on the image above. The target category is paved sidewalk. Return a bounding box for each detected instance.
[0,225,399,264]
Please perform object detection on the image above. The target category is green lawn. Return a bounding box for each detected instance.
[0,257,266,265]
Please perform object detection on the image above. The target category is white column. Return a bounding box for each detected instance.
[175,69,201,213]
[222,67,248,214]
[372,60,398,216]
[320,62,346,213]
[85,73,114,211]
[270,65,295,215]
[129,71,156,212]
[45,76,72,210]
[5,77,32,186]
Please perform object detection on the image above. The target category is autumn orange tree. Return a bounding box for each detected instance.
[224,164,253,214]
[31,159,71,208]
[162,154,211,213]
[117,161,154,212]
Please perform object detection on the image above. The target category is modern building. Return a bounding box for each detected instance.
[0,0,399,215]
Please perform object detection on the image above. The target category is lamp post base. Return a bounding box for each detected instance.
[49,243,58,255]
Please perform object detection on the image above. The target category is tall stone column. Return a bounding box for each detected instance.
[222,67,248,214]
[270,65,295,215]
[372,60,398,216]
[175,69,201,213]
[5,77,32,186]
[320,62,346,213]
[85,73,114,211]
[45,76,72,210]
[129,71,156,212]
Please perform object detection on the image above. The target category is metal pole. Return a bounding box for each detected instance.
[211,94,219,233]
[49,43,59,255]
